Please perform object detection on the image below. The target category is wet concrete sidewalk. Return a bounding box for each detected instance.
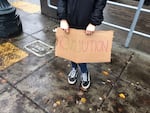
[0,1,150,113]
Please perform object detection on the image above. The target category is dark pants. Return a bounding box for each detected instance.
[71,62,88,73]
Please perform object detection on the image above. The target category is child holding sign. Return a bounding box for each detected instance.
[57,0,107,90]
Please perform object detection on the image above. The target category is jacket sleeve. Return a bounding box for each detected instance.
[90,0,107,26]
[57,0,67,20]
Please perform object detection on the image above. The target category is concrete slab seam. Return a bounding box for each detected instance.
[99,52,135,108]
[0,55,55,95]
[14,55,55,86]
[0,75,49,113]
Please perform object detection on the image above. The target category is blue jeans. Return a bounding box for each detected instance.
[71,62,88,73]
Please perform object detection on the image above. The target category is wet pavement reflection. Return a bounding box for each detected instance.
[0,0,150,113]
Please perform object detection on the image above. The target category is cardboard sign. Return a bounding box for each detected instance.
[55,28,114,63]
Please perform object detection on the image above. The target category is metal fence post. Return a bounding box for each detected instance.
[125,0,145,47]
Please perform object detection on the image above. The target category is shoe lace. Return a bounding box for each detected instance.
[69,69,77,78]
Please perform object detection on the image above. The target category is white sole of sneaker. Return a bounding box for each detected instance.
[81,81,91,89]
[81,72,91,89]
[68,78,77,85]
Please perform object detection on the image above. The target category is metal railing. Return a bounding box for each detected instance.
[47,0,57,10]
[47,0,150,47]
[106,0,150,47]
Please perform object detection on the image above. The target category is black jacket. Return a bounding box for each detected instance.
[57,0,107,29]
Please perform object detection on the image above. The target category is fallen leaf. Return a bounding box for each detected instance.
[0,79,7,84]
[76,100,79,104]
[97,109,100,111]
[58,72,64,77]
[102,71,109,76]
[136,82,140,85]
[62,99,65,103]
[53,100,61,107]
[106,79,111,83]
[131,83,135,86]
[67,96,74,102]
[101,82,106,85]
[67,64,71,67]
[99,97,103,101]
[118,107,123,112]
[127,61,131,64]
[119,93,126,99]
[80,98,87,104]
[89,108,92,111]
[56,101,61,105]
[108,68,111,71]
[77,91,84,96]
[53,103,57,107]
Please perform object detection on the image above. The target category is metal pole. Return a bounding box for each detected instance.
[125,0,145,47]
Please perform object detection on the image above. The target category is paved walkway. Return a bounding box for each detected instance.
[0,1,150,113]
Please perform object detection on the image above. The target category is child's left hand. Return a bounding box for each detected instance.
[86,23,96,35]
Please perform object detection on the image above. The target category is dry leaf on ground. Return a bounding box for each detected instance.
[119,93,126,99]
[80,98,87,103]
[102,71,109,76]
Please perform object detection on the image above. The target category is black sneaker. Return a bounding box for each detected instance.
[81,72,90,89]
[68,68,78,84]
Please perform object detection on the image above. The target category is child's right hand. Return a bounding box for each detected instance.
[86,23,96,35]
[60,20,69,33]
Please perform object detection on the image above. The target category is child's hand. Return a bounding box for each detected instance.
[86,23,96,35]
[60,19,69,33]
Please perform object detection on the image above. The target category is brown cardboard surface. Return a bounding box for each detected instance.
[55,28,114,63]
